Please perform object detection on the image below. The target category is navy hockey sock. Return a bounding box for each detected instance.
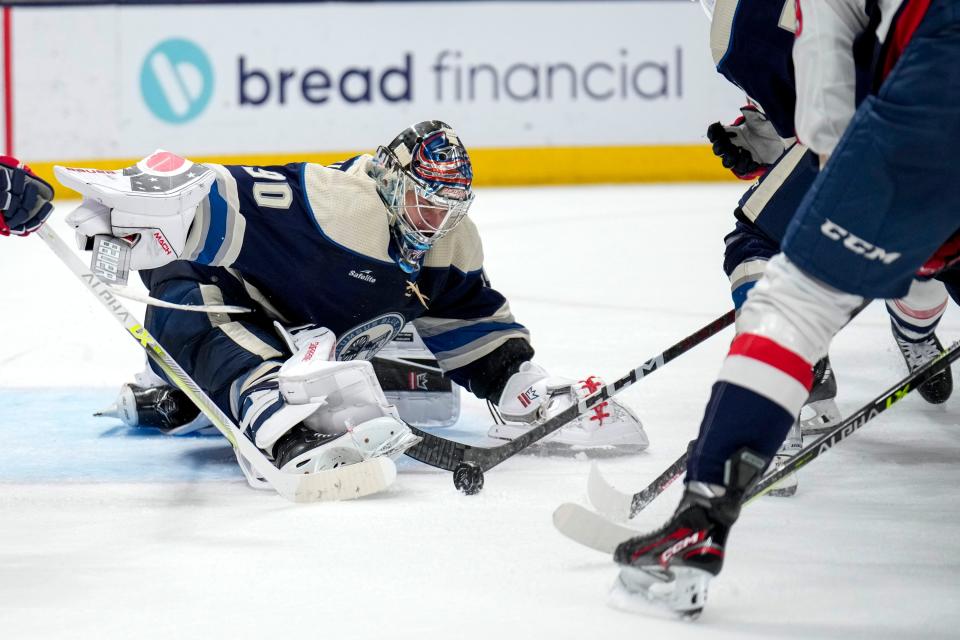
[686,381,796,485]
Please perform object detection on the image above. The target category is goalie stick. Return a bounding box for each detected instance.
[403,309,736,473]
[36,224,396,503]
[553,338,960,552]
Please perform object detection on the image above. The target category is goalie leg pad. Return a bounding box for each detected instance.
[243,331,416,462]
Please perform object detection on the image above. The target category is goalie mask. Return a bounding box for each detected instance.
[374,121,475,273]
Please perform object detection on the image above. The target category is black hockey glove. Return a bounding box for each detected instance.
[0,156,54,236]
[707,106,790,181]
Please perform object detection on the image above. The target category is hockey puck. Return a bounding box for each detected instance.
[453,461,484,495]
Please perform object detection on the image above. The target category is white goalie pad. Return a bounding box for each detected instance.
[277,332,401,435]
[372,325,461,428]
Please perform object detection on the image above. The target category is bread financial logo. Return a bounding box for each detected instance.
[141,39,214,124]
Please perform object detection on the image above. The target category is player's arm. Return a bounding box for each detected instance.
[413,267,533,401]
[707,105,795,180]
[418,269,643,436]
[0,156,54,236]
[793,0,870,162]
[56,152,310,271]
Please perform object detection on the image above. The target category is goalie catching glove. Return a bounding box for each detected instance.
[489,362,648,451]
[55,151,215,269]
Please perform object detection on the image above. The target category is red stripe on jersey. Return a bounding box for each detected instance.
[880,0,933,81]
[728,334,814,390]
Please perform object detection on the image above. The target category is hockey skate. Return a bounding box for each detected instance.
[611,450,765,619]
[892,324,953,404]
[767,420,801,497]
[799,357,842,435]
[272,418,420,473]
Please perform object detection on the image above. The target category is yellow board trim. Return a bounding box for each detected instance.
[30,144,735,198]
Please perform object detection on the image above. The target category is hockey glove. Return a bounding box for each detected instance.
[707,106,791,180]
[0,156,54,236]
[919,229,960,279]
[496,362,628,431]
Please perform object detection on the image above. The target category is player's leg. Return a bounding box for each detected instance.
[615,253,864,613]
[723,153,839,493]
[886,278,953,404]
[138,262,416,471]
[723,222,801,495]
[615,1,960,610]
[731,145,843,434]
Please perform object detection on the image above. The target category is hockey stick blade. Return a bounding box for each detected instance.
[555,338,960,553]
[36,224,397,503]
[586,462,635,523]
[588,450,689,521]
[552,502,641,553]
[404,310,735,473]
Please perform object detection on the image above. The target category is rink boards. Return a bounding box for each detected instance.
[0,1,743,190]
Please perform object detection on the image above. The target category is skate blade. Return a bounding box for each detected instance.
[767,484,798,497]
[800,399,842,435]
[608,567,709,620]
[765,472,798,498]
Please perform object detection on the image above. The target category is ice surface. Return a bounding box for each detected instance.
[1,185,958,639]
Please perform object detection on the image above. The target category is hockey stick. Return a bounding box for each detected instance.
[744,338,960,503]
[35,224,396,503]
[553,338,960,552]
[586,449,689,522]
[586,306,897,521]
[403,310,736,479]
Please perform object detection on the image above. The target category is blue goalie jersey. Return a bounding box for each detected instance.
[141,154,531,411]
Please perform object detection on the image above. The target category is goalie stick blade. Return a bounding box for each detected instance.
[287,457,397,503]
[552,502,640,554]
[586,462,633,522]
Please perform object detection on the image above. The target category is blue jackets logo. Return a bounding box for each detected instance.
[336,313,406,361]
[141,39,214,123]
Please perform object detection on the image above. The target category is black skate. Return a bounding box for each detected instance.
[272,425,356,471]
[892,324,953,404]
[800,357,841,435]
[272,421,420,473]
[611,449,766,619]
[95,383,205,434]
